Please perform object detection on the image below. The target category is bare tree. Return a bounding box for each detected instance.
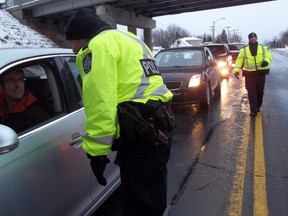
[153,24,190,48]
[216,29,228,43]
[280,29,288,46]
[200,33,212,43]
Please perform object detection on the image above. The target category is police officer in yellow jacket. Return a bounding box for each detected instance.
[233,32,272,117]
[65,9,174,216]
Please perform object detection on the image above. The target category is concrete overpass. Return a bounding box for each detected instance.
[5,0,275,48]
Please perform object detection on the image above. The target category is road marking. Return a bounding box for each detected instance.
[228,113,269,216]
[254,114,268,216]
[228,116,250,216]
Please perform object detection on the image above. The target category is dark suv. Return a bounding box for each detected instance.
[202,43,232,79]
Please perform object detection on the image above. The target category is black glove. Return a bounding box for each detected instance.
[111,138,121,165]
[234,72,239,79]
[261,60,268,67]
[87,154,110,186]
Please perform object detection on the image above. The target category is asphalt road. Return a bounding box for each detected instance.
[93,50,288,216]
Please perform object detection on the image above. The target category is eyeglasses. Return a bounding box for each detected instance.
[3,77,26,85]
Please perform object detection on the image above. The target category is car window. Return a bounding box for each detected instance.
[205,50,214,61]
[228,44,245,50]
[228,45,238,50]
[0,63,63,134]
[206,46,226,56]
[62,57,82,96]
[155,50,203,67]
[60,57,83,109]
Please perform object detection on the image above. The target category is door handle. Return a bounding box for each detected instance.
[70,132,82,146]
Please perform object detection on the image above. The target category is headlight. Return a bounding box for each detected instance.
[217,61,227,67]
[188,74,201,87]
[220,68,229,75]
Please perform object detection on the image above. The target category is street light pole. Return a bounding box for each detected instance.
[212,17,225,43]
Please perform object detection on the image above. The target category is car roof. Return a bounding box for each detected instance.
[202,43,227,47]
[228,42,246,44]
[158,46,206,52]
[0,48,74,71]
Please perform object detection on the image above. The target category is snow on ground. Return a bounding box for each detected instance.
[273,47,288,57]
[0,9,57,48]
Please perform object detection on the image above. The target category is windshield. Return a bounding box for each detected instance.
[155,50,203,67]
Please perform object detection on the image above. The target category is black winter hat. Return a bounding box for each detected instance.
[65,9,111,40]
[248,32,257,40]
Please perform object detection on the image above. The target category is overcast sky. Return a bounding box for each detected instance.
[154,0,287,43]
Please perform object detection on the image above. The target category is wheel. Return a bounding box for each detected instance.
[199,83,212,109]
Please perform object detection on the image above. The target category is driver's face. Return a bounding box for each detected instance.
[1,70,25,102]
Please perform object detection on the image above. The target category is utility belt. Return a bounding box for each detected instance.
[117,100,175,147]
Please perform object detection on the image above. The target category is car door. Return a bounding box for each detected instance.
[59,56,121,213]
[0,56,92,216]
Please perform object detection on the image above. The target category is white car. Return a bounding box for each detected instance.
[0,48,120,216]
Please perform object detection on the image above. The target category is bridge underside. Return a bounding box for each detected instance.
[6,0,275,48]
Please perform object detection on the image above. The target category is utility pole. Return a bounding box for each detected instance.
[231,29,239,42]
[225,26,231,42]
[212,17,225,43]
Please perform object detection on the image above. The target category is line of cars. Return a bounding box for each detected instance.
[154,42,246,108]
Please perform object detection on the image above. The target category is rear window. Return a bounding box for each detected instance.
[205,45,226,56]
[228,44,245,50]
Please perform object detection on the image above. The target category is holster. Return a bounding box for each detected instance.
[145,100,175,132]
[117,100,175,147]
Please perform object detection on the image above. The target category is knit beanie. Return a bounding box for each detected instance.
[65,9,111,40]
[248,32,257,40]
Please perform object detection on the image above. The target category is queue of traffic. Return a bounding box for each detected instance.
[154,41,245,108]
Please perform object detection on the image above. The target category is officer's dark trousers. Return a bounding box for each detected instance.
[244,72,266,113]
[118,106,172,216]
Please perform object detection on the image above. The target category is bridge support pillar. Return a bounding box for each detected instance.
[95,5,155,50]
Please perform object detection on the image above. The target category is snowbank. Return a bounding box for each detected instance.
[0,10,57,48]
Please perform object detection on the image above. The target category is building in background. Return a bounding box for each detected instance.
[170,37,203,48]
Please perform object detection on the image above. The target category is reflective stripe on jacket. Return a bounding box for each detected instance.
[233,44,272,73]
[76,30,173,156]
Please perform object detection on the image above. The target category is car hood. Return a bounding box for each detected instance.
[159,66,204,81]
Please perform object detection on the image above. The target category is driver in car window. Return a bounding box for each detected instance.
[0,69,50,133]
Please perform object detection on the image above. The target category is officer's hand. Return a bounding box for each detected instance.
[234,72,240,79]
[87,154,110,186]
[261,60,268,67]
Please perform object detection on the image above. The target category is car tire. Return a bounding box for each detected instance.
[199,83,212,109]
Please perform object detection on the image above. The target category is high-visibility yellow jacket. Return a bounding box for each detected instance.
[76,30,173,156]
[233,44,272,73]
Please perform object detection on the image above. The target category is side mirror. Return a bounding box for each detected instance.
[0,124,19,155]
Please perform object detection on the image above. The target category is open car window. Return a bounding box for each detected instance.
[1,63,63,134]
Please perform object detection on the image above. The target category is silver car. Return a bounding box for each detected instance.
[0,48,120,216]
